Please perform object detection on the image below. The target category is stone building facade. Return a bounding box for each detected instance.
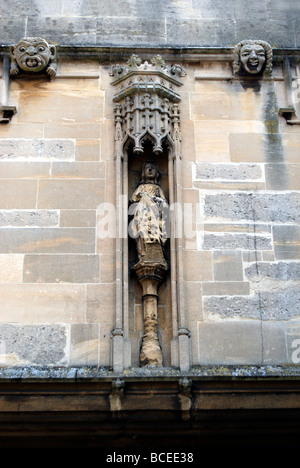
[0,0,300,450]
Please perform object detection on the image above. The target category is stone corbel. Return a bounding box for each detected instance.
[178,378,192,417]
[9,37,57,78]
[278,57,300,125]
[1,37,58,123]
[232,39,273,81]
[0,55,17,123]
[109,379,125,412]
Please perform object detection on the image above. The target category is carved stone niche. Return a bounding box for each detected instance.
[232,39,273,79]
[10,37,57,77]
[111,55,190,371]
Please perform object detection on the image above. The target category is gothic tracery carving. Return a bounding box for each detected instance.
[111,54,184,154]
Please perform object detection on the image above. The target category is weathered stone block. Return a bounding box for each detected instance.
[87,283,115,323]
[194,130,230,162]
[191,92,231,121]
[245,261,300,281]
[23,254,100,283]
[0,254,23,283]
[0,180,37,209]
[184,281,203,321]
[282,133,300,162]
[193,180,266,191]
[285,320,300,364]
[0,161,51,178]
[265,163,300,191]
[265,163,292,190]
[0,123,44,139]
[51,161,105,179]
[229,133,265,162]
[183,251,213,281]
[0,210,59,227]
[0,284,85,323]
[243,251,262,262]
[236,18,295,48]
[44,123,101,140]
[166,18,235,47]
[69,323,99,366]
[0,139,75,160]
[204,288,300,321]
[202,281,250,296]
[26,16,97,45]
[75,139,101,162]
[38,180,105,209]
[197,321,263,365]
[60,210,96,227]
[86,284,115,366]
[96,17,166,45]
[202,233,272,250]
[0,324,67,366]
[204,223,271,234]
[204,192,300,223]
[273,225,300,260]
[213,251,243,281]
[261,321,287,364]
[0,228,95,253]
[194,162,263,181]
[17,90,103,123]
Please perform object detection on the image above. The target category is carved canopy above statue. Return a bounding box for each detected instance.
[110,54,185,154]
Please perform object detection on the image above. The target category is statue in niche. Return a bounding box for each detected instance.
[10,37,57,76]
[129,161,169,267]
[233,40,272,77]
[129,160,169,367]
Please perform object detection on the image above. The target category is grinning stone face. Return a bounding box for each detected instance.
[10,37,56,74]
[240,44,266,75]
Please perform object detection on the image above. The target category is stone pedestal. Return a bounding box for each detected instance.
[133,250,167,366]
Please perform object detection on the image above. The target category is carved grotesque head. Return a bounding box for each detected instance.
[10,37,56,76]
[240,43,266,74]
[233,40,272,77]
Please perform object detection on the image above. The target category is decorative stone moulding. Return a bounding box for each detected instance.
[232,39,273,78]
[9,37,57,77]
[110,54,185,154]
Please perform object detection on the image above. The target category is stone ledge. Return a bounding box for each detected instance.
[1,46,300,63]
[1,365,300,381]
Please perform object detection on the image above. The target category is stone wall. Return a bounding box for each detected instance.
[182,60,300,365]
[0,0,300,370]
[0,0,299,48]
[0,60,115,366]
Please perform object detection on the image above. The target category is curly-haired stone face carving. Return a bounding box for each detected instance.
[240,44,266,75]
[10,37,57,76]
[233,40,272,78]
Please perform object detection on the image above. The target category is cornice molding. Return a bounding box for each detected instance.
[1,45,300,63]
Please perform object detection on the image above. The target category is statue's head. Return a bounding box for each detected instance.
[10,37,56,73]
[233,40,272,77]
[140,161,160,184]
